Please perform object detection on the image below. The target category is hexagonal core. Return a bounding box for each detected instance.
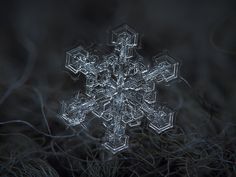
[162,63,179,82]
[149,112,174,134]
[154,54,179,82]
[114,25,138,45]
[103,135,129,154]
[65,47,89,74]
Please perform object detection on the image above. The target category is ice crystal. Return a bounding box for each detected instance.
[60,24,180,154]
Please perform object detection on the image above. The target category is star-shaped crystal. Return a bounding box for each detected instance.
[59,24,180,154]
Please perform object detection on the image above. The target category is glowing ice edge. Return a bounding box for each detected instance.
[59,24,180,154]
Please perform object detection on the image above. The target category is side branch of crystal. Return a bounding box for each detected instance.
[59,24,180,154]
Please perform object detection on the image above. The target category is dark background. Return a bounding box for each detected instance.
[0,0,235,176]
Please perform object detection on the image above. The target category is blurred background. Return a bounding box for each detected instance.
[0,0,235,176]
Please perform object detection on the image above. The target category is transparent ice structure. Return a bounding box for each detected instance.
[59,24,180,154]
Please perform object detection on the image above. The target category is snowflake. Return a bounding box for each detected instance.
[59,24,180,154]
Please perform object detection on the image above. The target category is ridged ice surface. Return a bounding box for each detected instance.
[59,24,180,154]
